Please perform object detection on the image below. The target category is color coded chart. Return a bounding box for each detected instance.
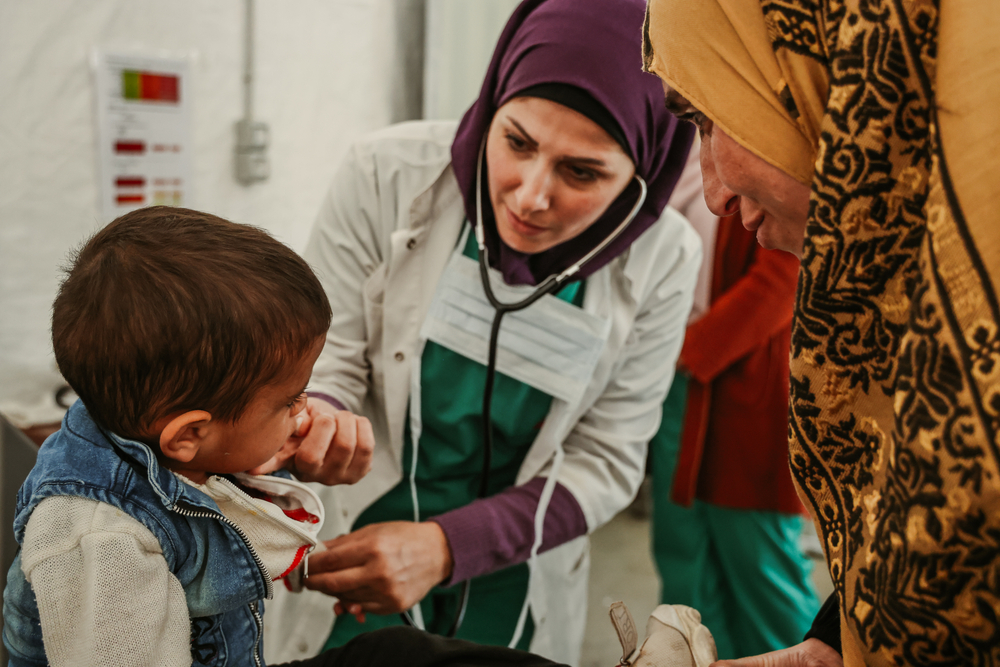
[121,70,180,103]
[93,50,192,221]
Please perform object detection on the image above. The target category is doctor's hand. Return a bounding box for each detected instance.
[250,398,374,485]
[303,521,454,615]
[710,640,843,667]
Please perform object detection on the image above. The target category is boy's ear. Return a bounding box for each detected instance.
[158,411,213,463]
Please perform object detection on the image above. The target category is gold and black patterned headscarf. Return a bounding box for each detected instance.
[645,0,1000,664]
[642,0,827,184]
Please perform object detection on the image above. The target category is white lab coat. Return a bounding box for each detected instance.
[263,121,700,666]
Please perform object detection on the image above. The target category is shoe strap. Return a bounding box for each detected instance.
[609,601,640,666]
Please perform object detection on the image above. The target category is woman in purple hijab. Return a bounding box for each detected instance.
[272,0,699,662]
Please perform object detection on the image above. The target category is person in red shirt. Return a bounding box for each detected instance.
[650,145,819,659]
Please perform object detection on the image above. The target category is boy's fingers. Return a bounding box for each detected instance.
[247,402,322,476]
[327,413,373,484]
[300,412,374,485]
[343,416,374,483]
[293,410,311,437]
[329,412,358,466]
[287,403,373,485]
[327,412,361,481]
[247,439,299,475]
[292,411,337,478]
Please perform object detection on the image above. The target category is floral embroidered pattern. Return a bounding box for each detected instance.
[768,0,1000,662]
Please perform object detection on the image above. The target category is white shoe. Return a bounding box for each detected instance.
[609,601,717,667]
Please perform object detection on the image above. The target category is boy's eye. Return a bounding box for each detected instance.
[287,393,306,409]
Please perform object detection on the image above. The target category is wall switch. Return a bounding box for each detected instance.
[234,119,269,184]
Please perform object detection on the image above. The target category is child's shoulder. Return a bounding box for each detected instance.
[21,495,163,571]
[17,403,180,546]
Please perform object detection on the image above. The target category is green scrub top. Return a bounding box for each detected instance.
[325,230,585,650]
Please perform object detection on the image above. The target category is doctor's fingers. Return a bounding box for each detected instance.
[294,410,374,485]
[309,527,410,583]
[304,567,417,613]
[303,565,372,596]
[334,591,405,618]
[306,533,376,574]
[340,595,409,616]
[333,600,367,624]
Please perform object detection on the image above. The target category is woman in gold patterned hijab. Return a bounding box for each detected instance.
[644,0,1000,666]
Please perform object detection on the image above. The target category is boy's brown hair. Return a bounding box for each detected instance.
[52,206,332,440]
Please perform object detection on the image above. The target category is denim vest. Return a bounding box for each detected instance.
[3,401,274,667]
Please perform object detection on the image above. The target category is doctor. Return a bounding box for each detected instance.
[267,0,698,663]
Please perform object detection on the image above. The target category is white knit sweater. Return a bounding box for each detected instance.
[20,473,324,667]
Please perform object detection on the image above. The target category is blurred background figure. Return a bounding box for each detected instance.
[649,143,819,659]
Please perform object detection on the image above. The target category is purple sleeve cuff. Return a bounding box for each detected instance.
[307,391,347,411]
[428,478,588,586]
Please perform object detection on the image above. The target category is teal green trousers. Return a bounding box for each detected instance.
[650,375,819,659]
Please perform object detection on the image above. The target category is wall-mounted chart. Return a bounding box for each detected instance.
[92,50,192,221]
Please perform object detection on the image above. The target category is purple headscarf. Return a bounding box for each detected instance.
[451,0,694,286]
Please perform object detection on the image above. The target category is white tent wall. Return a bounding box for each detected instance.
[0,0,422,421]
[423,0,519,120]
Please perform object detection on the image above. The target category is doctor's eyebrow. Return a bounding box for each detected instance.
[507,115,610,167]
[508,118,539,147]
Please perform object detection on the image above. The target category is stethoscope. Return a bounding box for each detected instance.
[400,139,647,637]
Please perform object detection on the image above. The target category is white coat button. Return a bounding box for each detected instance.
[395,351,405,362]
[406,238,417,249]
[297,641,309,653]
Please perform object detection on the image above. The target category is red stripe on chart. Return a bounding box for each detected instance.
[115,141,145,154]
[141,73,179,102]
[116,194,144,204]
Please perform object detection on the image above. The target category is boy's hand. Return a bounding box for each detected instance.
[251,398,373,485]
[292,398,374,484]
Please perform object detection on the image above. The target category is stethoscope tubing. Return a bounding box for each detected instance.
[400,138,647,638]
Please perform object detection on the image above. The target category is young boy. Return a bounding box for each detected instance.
[2,207,335,667]
[2,207,575,667]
